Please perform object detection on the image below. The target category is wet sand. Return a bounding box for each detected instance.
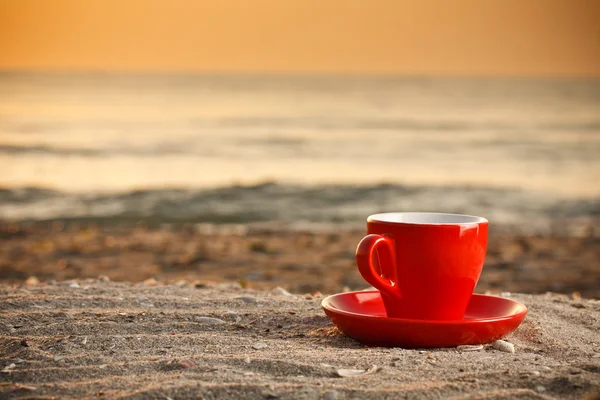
[1,281,599,399]
[1,221,599,298]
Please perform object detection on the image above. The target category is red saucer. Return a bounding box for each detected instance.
[322,291,527,348]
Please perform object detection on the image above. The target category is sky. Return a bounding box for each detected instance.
[0,0,599,76]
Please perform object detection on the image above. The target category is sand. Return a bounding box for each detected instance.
[1,280,599,399]
[1,222,599,298]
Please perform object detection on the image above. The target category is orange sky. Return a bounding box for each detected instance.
[0,0,599,76]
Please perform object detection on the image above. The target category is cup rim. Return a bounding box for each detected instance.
[367,212,488,226]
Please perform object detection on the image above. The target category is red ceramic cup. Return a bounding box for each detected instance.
[356,212,488,320]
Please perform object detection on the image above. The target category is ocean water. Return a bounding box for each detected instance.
[1,72,599,230]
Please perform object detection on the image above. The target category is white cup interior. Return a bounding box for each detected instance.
[368,212,487,225]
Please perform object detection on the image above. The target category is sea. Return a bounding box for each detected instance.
[1,72,599,233]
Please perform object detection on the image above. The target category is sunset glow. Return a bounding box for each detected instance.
[1,0,599,76]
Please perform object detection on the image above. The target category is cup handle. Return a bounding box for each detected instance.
[356,234,401,300]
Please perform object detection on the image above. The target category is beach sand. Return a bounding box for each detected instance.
[1,221,599,398]
[1,281,599,399]
[1,222,599,298]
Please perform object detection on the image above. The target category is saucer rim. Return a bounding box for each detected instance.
[321,291,528,324]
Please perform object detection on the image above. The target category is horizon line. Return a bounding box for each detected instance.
[1,67,599,81]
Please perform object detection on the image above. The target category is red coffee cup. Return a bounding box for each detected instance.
[356,212,488,320]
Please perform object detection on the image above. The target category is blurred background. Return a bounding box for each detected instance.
[0,0,599,296]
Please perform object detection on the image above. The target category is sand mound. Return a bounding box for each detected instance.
[1,281,599,399]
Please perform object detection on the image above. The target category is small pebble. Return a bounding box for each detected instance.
[457,345,483,352]
[53,355,65,362]
[2,363,16,372]
[14,358,24,364]
[98,275,110,282]
[99,365,107,369]
[25,277,40,286]
[252,342,268,350]
[491,340,515,354]
[220,281,243,290]
[69,282,80,289]
[244,357,251,364]
[236,296,258,304]
[272,287,293,296]
[535,385,546,393]
[194,316,226,324]
[337,365,380,377]
[143,278,158,286]
[500,292,511,297]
